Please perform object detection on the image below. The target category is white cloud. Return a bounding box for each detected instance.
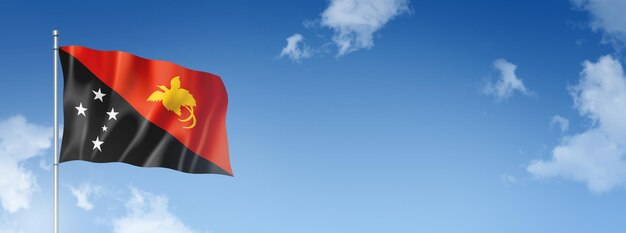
[0,116,51,213]
[320,0,410,56]
[0,184,53,233]
[483,59,532,101]
[38,159,51,171]
[69,183,102,211]
[279,33,311,62]
[571,0,626,47]
[528,55,626,193]
[112,188,197,233]
[551,115,570,132]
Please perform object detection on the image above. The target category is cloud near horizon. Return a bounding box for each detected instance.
[69,182,102,211]
[112,187,198,233]
[528,55,626,193]
[0,115,51,213]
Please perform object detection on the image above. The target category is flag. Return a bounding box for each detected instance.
[59,46,232,176]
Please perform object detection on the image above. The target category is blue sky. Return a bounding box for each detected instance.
[2,0,626,232]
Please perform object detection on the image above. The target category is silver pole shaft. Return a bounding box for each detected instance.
[52,29,59,233]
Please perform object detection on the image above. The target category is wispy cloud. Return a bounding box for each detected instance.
[69,182,102,211]
[321,0,410,56]
[483,59,533,101]
[112,187,197,233]
[279,33,311,62]
[280,0,410,60]
[551,115,570,132]
[38,159,51,171]
[528,55,626,193]
[571,0,626,48]
[0,116,51,213]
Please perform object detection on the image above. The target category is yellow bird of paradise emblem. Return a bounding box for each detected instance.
[147,76,197,129]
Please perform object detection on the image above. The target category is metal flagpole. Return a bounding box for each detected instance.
[52,29,59,233]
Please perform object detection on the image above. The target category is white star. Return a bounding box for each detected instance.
[102,125,108,132]
[92,88,107,102]
[106,108,119,120]
[75,103,87,116]
[92,136,103,152]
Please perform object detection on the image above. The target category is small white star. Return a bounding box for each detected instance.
[75,103,87,116]
[106,108,119,120]
[102,125,108,132]
[92,88,107,102]
[92,136,103,152]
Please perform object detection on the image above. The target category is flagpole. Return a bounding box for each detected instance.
[52,29,59,233]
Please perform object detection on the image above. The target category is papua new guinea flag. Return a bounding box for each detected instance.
[59,46,232,176]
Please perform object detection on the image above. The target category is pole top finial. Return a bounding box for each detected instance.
[53,30,59,36]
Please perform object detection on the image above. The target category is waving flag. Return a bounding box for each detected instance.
[59,46,232,175]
